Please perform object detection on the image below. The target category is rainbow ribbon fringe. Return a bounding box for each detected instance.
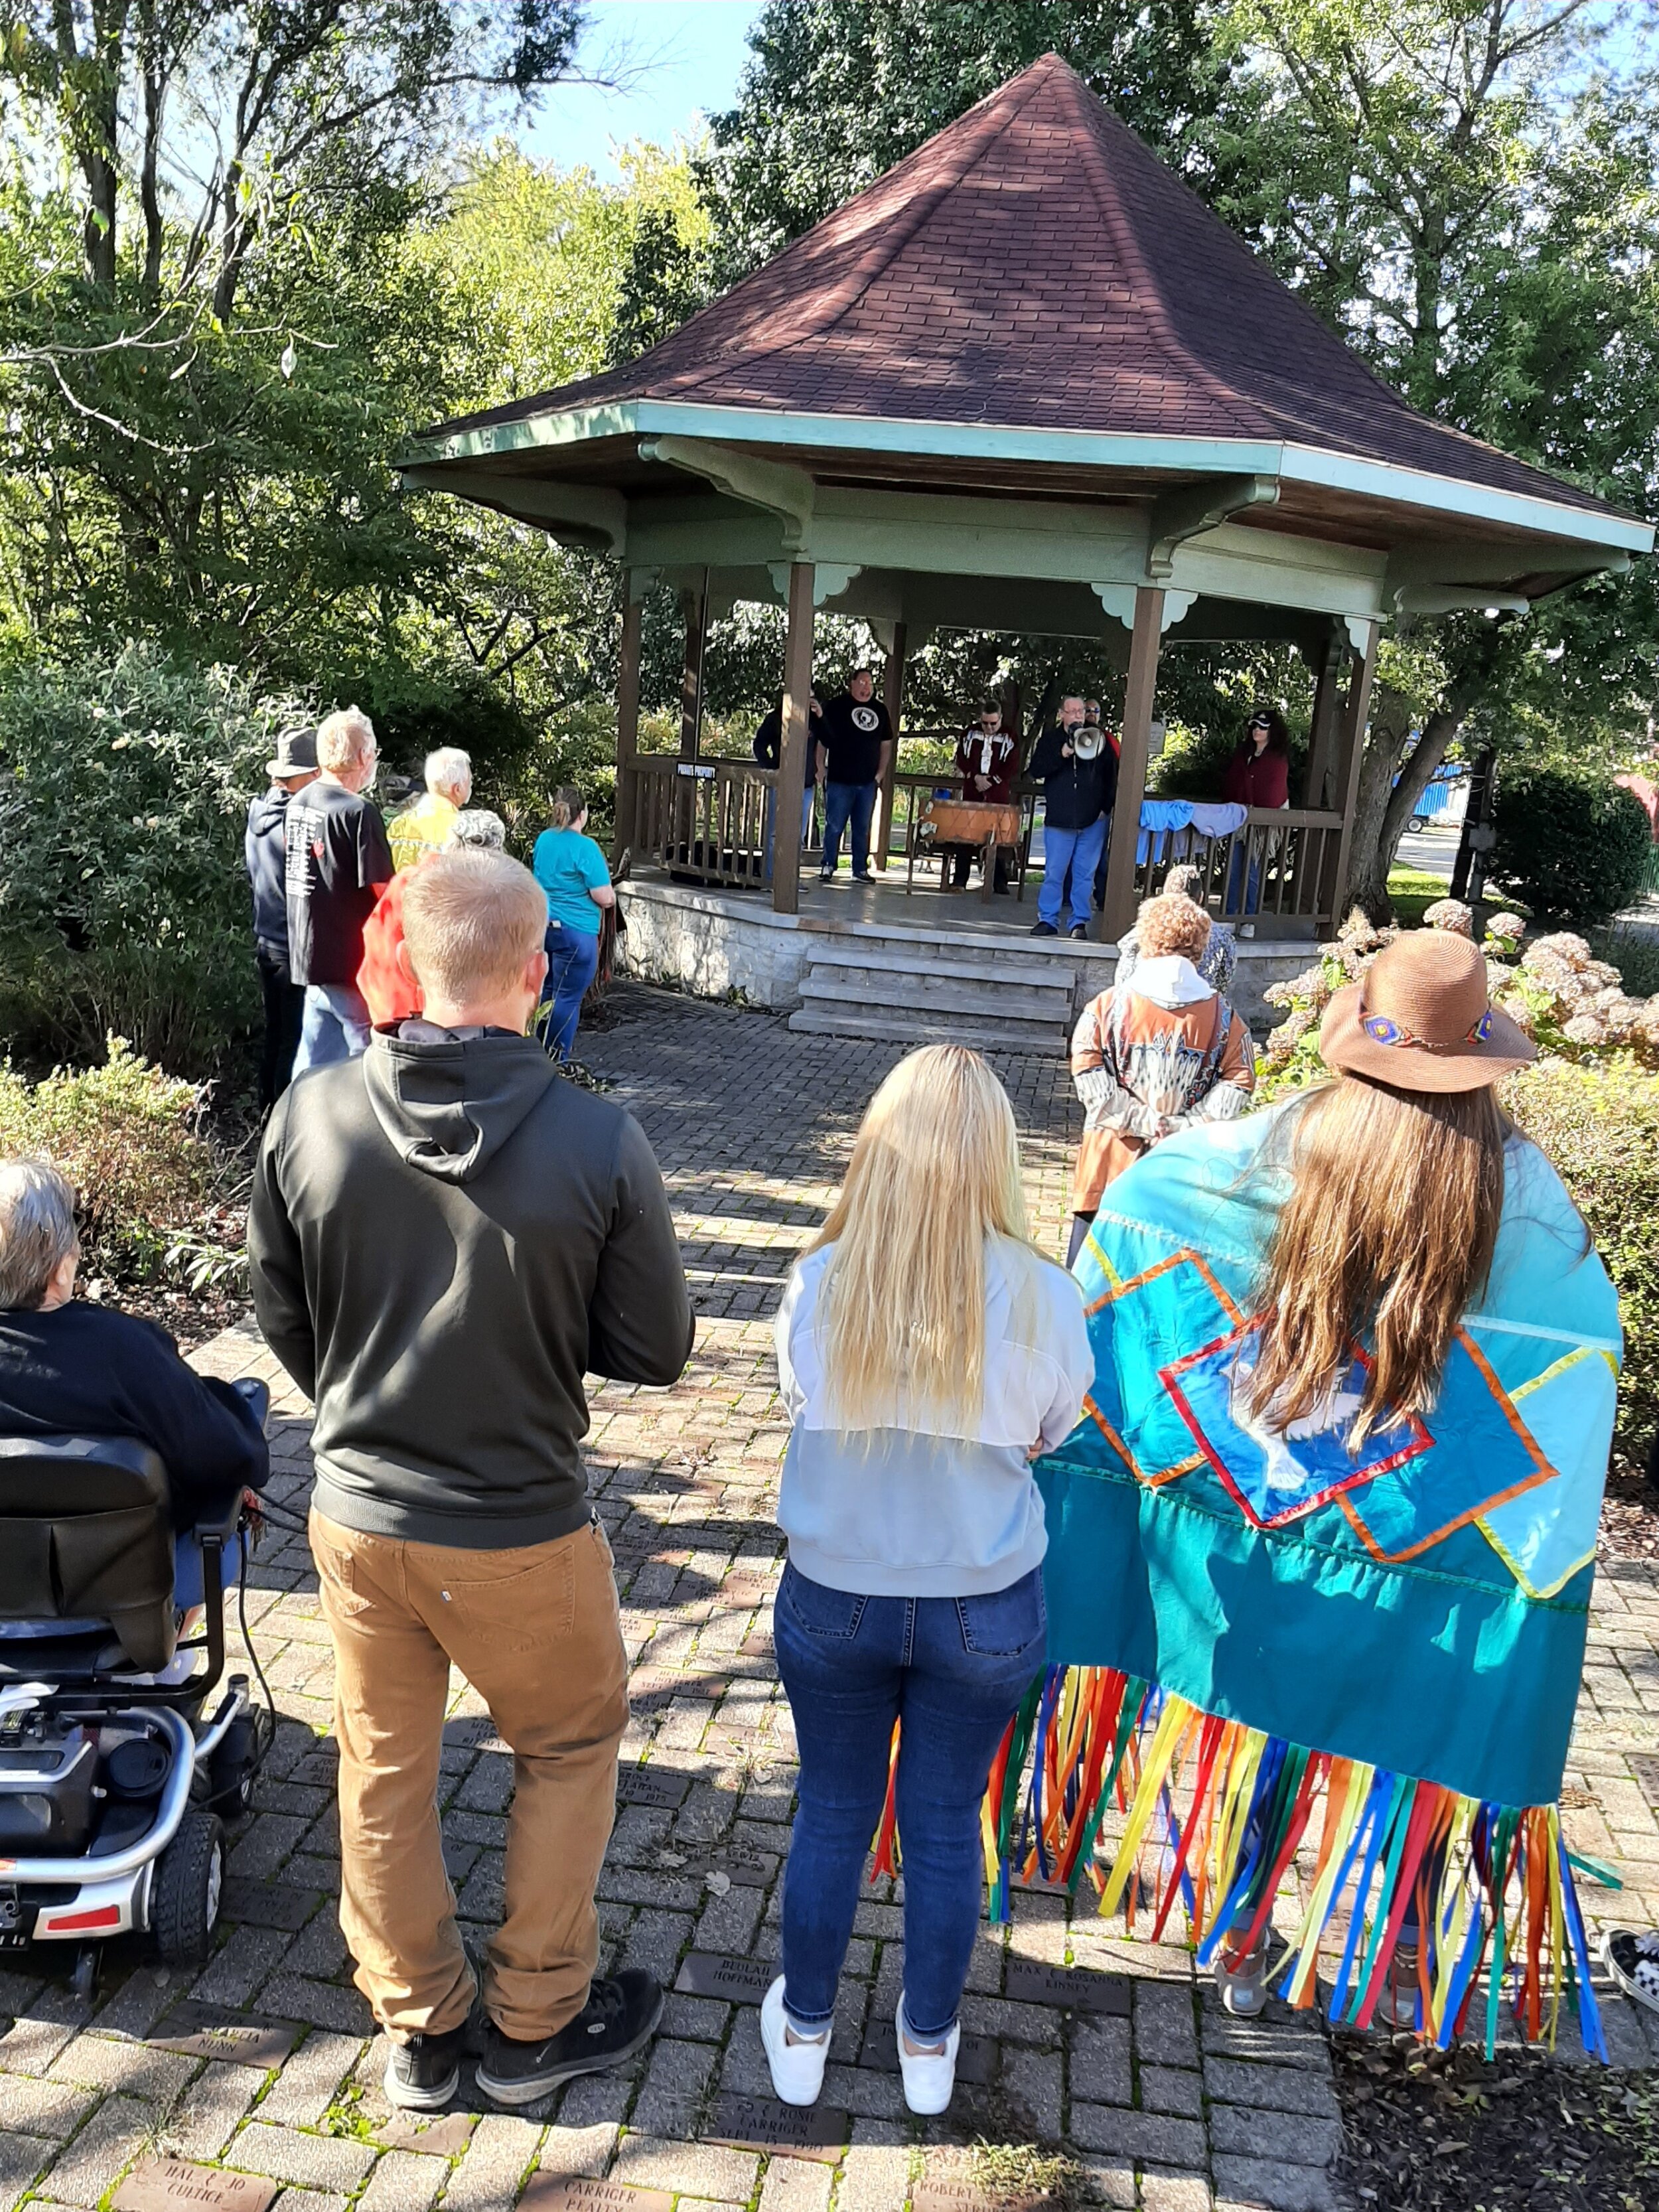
[873,1664,1605,2058]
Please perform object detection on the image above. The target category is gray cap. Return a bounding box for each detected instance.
[266,725,318,780]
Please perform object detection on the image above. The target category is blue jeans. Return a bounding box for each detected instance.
[541,922,600,1061]
[1037,816,1106,930]
[821,781,876,877]
[293,982,372,1076]
[1224,842,1262,917]
[774,1560,1046,2041]
[764,785,817,878]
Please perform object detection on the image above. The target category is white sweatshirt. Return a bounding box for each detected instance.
[773,1235,1094,1597]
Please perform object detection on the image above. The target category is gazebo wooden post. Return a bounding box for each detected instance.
[774,561,816,915]
[613,589,642,862]
[1325,621,1381,924]
[874,622,908,871]
[678,568,709,763]
[1099,586,1165,941]
[1302,626,1345,809]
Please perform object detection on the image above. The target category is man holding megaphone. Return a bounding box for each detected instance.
[1030,696,1117,938]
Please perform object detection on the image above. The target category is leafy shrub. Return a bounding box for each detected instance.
[1502,1057,1659,1459]
[0,646,299,1074]
[0,930,258,1079]
[1489,761,1650,923]
[0,1039,242,1289]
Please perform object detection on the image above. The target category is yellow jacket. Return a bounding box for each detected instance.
[386,792,457,873]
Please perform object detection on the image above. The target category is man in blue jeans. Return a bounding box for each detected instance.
[817,668,893,881]
[285,707,393,1073]
[1029,698,1117,938]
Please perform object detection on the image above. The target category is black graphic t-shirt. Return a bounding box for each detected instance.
[284,781,394,986]
[819,693,893,786]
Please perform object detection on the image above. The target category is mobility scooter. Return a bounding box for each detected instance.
[0,1400,266,1999]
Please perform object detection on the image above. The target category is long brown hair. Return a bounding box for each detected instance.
[1245,1076,1507,1445]
[550,784,585,829]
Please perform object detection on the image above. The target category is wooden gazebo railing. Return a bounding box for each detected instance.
[624,753,1350,934]
[1129,806,1348,930]
[627,756,776,886]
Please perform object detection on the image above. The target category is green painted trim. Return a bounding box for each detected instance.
[396,398,1650,558]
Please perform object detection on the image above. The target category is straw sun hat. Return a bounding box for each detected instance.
[1318,930,1535,1093]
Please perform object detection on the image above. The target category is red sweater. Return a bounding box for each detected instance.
[356,865,425,1025]
[1222,744,1290,809]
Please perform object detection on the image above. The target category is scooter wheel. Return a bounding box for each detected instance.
[208,1717,258,1821]
[153,1809,224,1964]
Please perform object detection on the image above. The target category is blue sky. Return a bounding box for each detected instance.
[521,1,766,178]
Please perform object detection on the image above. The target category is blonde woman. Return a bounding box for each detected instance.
[764,1048,1092,2114]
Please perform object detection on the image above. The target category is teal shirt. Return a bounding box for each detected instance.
[532,826,609,938]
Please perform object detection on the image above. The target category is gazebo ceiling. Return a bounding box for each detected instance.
[398,53,1650,635]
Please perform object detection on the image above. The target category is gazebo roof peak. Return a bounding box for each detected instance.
[418,50,1618,528]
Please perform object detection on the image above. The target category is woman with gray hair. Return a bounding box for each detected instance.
[1115,864,1238,999]
[0,1159,267,1524]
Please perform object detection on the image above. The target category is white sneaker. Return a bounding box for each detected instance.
[895,1993,959,2115]
[760,1976,830,2106]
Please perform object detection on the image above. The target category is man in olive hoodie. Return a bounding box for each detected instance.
[250,851,693,2114]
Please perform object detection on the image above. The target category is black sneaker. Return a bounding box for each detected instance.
[384,2012,474,2111]
[1031,921,1058,937]
[1069,923,1089,940]
[474,1970,664,2107]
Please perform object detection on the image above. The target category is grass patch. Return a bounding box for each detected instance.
[1386,864,1453,928]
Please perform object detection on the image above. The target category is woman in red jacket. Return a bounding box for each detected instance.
[1222,707,1291,913]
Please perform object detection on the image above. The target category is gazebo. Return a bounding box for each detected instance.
[397,54,1648,1044]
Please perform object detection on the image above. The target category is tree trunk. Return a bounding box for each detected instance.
[1342,623,1508,917]
[1343,709,1411,919]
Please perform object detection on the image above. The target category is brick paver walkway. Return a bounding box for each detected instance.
[3,986,1656,2212]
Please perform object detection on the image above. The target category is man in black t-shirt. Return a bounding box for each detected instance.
[817,668,893,882]
[286,706,394,1075]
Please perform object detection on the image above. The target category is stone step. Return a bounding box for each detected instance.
[798,972,1071,1028]
[788,1006,1066,1055]
[810,930,1092,976]
[798,944,1074,995]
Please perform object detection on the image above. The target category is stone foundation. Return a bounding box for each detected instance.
[617,877,1313,1033]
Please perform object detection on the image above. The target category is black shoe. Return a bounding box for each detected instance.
[474,1970,664,2107]
[384,2010,476,2111]
[1031,921,1058,937]
[853,871,875,884]
[1069,923,1090,940]
[819,869,835,882]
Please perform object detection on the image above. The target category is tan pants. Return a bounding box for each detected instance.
[309,1507,628,2042]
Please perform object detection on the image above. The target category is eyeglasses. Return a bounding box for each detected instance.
[1360,1008,1494,1048]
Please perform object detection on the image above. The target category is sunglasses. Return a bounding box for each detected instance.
[1361,1009,1495,1049]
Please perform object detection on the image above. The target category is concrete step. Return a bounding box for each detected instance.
[810,928,1086,976]
[798,972,1071,1028]
[798,943,1073,995]
[788,1006,1066,1056]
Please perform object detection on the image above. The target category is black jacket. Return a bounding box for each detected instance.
[245,788,291,954]
[1029,724,1118,832]
[753,705,826,787]
[249,1029,694,1549]
[0,1303,269,1528]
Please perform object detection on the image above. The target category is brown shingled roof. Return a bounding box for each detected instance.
[425,52,1611,520]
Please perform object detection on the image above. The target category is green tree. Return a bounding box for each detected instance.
[1214,1,1659,911]
[699,0,1230,283]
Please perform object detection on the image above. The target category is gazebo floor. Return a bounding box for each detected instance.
[616,867,1318,1049]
